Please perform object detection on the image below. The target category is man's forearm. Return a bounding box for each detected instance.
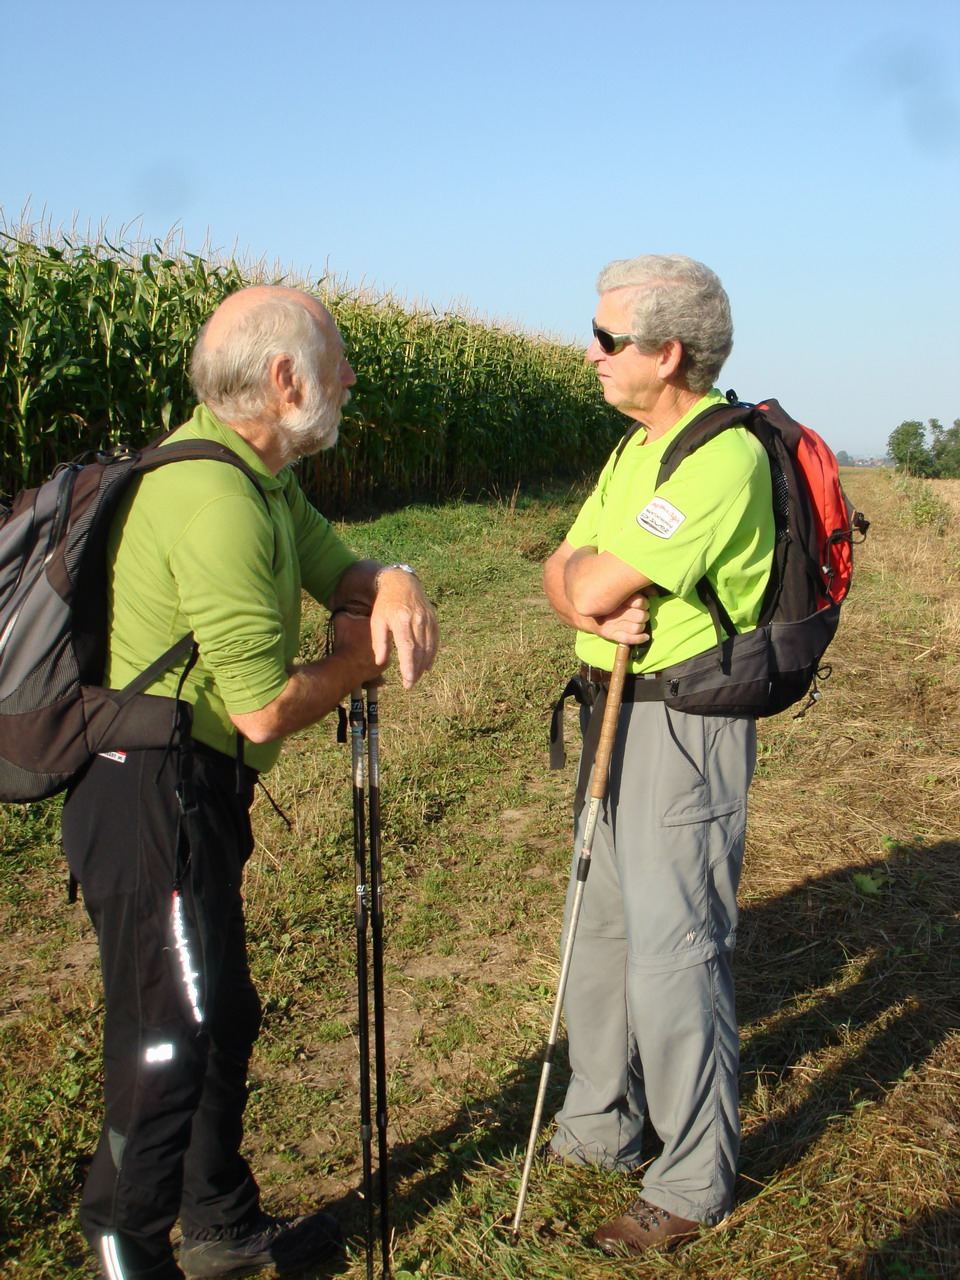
[230,605,385,745]
[544,540,652,649]
[564,545,653,616]
[544,547,601,630]
[229,654,371,745]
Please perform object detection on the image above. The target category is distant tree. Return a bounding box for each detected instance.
[930,418,960,479]
[836,449,853,466]
[887,420,936,476]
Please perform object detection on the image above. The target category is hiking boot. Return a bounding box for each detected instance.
[593,1197,699,1255]
[179,1211,342,1277]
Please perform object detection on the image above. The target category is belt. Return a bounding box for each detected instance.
[579,662,663,684]
[550,662,669,771]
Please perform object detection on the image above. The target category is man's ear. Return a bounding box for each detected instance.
[657,339,685,381]
[269,352,300,406]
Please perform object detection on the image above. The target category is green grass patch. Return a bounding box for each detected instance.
[2,472,959,1277]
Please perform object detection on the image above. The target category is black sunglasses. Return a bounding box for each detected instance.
[591,320,639,355]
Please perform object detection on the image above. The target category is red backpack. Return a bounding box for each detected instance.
[650,395,870,717]
[791,415,857,606]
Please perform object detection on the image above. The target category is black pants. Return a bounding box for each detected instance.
[63,741,263,1277]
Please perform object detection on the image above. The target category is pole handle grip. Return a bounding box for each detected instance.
[589,643,630,801]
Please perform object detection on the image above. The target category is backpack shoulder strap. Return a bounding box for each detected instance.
[656,401,760,488]
[131,439,270,508]
[655,400,775,650]
[112,632,198,704]
[613,421,645,466]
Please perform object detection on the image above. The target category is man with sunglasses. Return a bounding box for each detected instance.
[542,255,774,1255]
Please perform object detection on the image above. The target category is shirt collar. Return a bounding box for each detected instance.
[187,403,286,491]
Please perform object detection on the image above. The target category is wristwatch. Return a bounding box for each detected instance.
[374,562,418,592]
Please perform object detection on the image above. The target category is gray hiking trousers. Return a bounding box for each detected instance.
[550,696,756,1226]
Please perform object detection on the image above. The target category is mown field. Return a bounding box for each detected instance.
[1,467,958,1279]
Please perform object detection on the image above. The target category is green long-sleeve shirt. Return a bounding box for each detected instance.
[104,405,357,771]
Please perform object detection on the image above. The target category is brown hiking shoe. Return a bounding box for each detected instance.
[593,1197,699,1255]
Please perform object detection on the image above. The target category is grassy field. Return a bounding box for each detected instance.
[1,467,958,1279]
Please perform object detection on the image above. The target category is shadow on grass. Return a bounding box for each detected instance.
[312,1053,564,1255]
[322,837,960,1260]
[859,1198,960,1279]
[6,840,958,1274]
[736,838,960,1197]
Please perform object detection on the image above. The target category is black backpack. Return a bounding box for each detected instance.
[0,440,265,803]
[650,396,869,717]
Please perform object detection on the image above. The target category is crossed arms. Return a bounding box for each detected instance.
[543,540,652,649]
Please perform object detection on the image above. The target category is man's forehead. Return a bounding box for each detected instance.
[596,287,639,322]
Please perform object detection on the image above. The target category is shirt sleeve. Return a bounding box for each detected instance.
[165,491,291,715]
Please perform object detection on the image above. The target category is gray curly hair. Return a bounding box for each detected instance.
[596,255,733,393]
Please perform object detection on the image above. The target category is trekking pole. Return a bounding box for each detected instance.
[349,688,376,1280]
[510,642,631,1243]
[365,684,392,1279]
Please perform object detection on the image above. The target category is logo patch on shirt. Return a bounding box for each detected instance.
[99,751,128,764]
[637,497,686,539]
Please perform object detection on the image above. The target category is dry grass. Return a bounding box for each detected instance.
[1,470,959,1278]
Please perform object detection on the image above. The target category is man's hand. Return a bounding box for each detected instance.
[332,608,391,688]
[592,592,651,646]
[369,568,439,690]
[228,607,391,744]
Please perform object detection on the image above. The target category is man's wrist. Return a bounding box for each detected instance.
[374,562,418,593]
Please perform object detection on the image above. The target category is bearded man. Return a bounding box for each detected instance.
[62,286,438,1279]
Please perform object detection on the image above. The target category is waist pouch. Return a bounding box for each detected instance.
[550,608,840,766]
[660,608,840,717]
[83,685,191,756]
[658,630,772,716]
[0,685,191,803]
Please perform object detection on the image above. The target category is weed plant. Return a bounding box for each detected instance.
[891,474,953,537]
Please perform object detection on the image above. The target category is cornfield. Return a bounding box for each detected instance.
[0,226,622,512]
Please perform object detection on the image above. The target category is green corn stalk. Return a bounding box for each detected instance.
[1,225,622,509]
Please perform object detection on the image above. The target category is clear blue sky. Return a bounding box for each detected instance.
[2,0,958,457]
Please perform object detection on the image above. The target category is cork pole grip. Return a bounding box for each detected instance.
[589,643,630,801]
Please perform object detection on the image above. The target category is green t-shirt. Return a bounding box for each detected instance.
[104,405,358,771]
[567,390,774,673]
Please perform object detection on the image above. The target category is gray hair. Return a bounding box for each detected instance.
[190,293,329,422]
[596,255,733,393]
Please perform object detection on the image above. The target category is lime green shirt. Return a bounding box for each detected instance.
[567,390,774,673]
[104,405,358,771]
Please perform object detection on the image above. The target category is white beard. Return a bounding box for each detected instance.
[277,385,350,464]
